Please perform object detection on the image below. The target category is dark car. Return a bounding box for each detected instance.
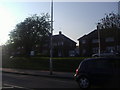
[74,57,120,89]
[92,52,120,57]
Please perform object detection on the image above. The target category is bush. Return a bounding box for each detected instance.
[2,56,87,72]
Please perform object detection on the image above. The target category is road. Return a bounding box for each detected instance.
[2,72,79,89]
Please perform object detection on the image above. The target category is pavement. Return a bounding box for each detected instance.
[1,68,75,80]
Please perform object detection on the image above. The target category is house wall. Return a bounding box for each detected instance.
[78,28,120,57]
[53,36,76,57]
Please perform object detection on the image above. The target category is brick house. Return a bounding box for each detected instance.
[78,27,120,57]
[36,31,77,57]
[52,31,77,57]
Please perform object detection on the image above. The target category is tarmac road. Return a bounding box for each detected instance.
[2,72,79,89]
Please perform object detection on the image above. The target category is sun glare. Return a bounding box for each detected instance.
[0,6,15,45]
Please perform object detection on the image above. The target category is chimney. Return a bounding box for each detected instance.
[59,31,62,35]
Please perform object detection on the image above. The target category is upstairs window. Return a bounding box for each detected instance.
[58,42,64,46]
[81,40,86,44]
[105,37,114,42]
[92,39,98,43]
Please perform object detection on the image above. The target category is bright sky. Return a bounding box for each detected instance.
[0,1,118,45]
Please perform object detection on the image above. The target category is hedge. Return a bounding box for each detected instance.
[2,56,88,72]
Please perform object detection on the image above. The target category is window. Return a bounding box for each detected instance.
[82,40,86,44]
[92,47,98,53]
[95,59,114,72]
[115,59,120,73]
[53,43,57,46]
[82,49,86,54]
[105,37,114,42]
[58,42,64,46]
[106,46,115,52]
[117,45,120,51]
[92,39,98,43]
[69,50,75,56]
[61,42,64,46]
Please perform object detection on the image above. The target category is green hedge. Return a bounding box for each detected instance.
[2,56,88,72]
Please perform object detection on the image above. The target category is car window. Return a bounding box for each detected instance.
[80,58,116,72]
[94,59,115,71]
[115,58,120,72]
[81,59,95,70]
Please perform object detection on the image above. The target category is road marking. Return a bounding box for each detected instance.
[2,86,14,89]
[51,78,76,84]
[3,83,33,90]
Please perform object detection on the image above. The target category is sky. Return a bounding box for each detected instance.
[0,1,119,45]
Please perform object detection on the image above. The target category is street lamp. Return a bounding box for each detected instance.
[50,0,53,75]
[97,23,101,57]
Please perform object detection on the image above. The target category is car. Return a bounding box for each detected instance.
[74,57,120,89]
[92,52,119,57]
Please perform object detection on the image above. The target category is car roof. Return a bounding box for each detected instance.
[83,57,120,62]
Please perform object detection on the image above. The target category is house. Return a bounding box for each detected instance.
[78,27,120,57]
[4,31,77,57]
[52,31,77,57]
[39,31,77,57]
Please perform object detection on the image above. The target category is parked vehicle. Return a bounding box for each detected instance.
[92,52,120,57]
[74,57,120,89]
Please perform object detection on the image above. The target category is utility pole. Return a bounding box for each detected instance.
[118,1,120,15]
[97,23,101,57]
[50,0,53,75]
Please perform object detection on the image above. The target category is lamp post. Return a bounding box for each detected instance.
[97,23,101,57]
[50,0,53,75]
[116,18,120,53]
